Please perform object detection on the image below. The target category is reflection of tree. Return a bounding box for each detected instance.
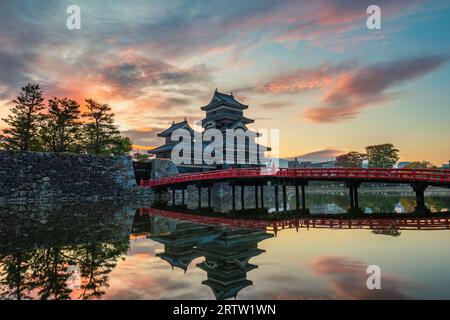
[30,247,71,300]
[0,203,132,300]
[75,241,129,300]
[0,251,34,300]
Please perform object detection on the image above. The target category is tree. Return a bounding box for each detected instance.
[133,151,150,162]
[366,143,399,168]
[40,98,81,152]
[1,84,45,151]
[107,136,132,156]
[82,99,131,155]
[335,151,366,168]
[403,161,436,169]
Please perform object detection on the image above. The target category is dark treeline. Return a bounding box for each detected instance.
[0,84,132,155]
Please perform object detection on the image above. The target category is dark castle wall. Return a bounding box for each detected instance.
[0,151,140,204]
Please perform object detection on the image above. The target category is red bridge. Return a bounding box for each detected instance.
[140,168,450,214]
[141,167,450,188]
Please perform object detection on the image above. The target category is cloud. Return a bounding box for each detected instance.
[259,101,292,109]
[261,63,355,94]
[310,256,415,299]
[0,0,447,133]
[100,53,212,99]
[304,55,449,123]
[121,128,162,147]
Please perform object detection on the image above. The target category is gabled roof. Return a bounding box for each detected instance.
[157,251,201,272]
[201,89,248,111]
[157,119,193,137]
[148,143,176,154]
[228,119,249,131]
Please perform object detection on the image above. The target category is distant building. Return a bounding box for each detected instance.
[288,159,335,169]
[148,89,270,169]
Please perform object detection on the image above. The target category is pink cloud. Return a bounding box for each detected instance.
[310,256,416,299]
[304,55,449,123]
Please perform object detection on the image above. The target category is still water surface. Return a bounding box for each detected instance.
[1,191,450,300]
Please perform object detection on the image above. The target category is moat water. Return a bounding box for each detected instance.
[1,189,450,300]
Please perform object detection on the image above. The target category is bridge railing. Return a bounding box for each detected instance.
[140,167,450,187]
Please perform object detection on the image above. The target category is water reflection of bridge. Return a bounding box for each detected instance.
[134,207,450,299]
[139,207,450,234]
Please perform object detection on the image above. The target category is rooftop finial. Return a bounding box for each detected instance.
[231,91,233,97]
[215,88,218,93]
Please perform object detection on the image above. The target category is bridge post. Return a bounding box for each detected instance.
[255,185,259,209]
[172,189,176,206]
[349,186,354,209]
[354,185,359,209]
[346,182,362,214]
[274,184,279,212]
[182,188,185,205]
[294,181,309,214]
[412,183,430,214]
[260,185,265,209]
[301,184,307,212]
[283,185,287,211]
[232,184,236,212]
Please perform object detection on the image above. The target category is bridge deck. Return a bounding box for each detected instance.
[141,167,450,188]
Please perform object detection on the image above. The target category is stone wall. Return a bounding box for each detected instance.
[150,158,179,179]
[0,151,143,204]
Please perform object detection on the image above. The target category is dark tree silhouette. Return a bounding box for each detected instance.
[0,84,45,151]
[82,99,131,155]
[40,98,82,153]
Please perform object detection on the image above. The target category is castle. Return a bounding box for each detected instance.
[148,89,270,170]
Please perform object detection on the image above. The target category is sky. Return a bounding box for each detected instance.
[0,0,449,164]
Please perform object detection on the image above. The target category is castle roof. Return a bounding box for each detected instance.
[148,143,177,155]
[201,89,248,111]
[157,119,193,137]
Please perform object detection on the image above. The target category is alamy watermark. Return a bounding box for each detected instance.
[367,5,382,30]
[170,128,280,170]
[366,265,381,290]
[65,5,381,31]
[66,5,81,30]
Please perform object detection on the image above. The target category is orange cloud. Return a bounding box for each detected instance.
[304,55,449,123]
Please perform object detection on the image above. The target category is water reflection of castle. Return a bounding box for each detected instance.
[132,213,272,299]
